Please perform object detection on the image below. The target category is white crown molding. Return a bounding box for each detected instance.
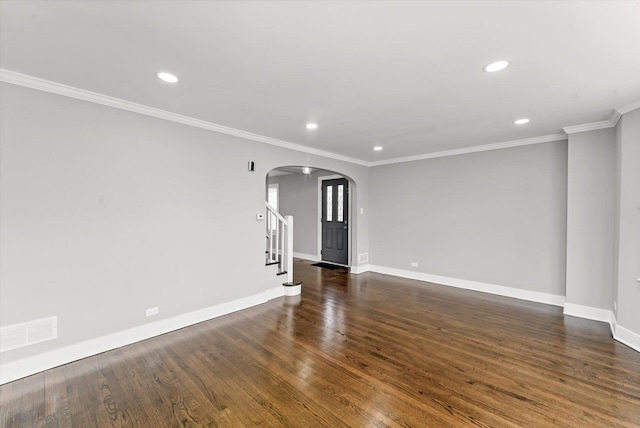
[0,69,369,167]
[563,120,615,135]
[616,100,640,115]
[368,133,568,167]
[3,69,637,167]
[610,110,622,127]
[564,100,640,133]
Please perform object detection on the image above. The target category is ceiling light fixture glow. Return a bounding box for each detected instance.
[301,166,312,175]
[483,60,510,72]
[373,146,383,151]
[157,72,178,83]
[514,118,530,125]
[306,123,318,130]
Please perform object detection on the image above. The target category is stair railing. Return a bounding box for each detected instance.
[265,202,293,283]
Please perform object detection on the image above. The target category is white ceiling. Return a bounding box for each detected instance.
[1,1,639,163]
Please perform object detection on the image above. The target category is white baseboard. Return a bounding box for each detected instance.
[283,284,301,296]
[293,252,320,262]
[367,265,565,307]
[350,264,370,274]
[613,322,640,353]
[0,286,284,385]
[368,265,639,355]
[563,303,613,324]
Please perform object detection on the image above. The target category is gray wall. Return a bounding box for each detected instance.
[614,108,640,333]
[3,79,638,369]
[0,82,370,364]
[267,172,321,257]
[369,141,568,296]
[566,128,616,310]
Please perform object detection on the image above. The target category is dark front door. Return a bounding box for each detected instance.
[321,178,349,265]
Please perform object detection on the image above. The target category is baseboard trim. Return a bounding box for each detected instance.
[283,284,302,296]
[293,252,320,262]
[367,265,565,307]
[613,323,640,353]
[0,286,284,385]
[368,266,640,354]
[350,264,371,274]
[563,303,612,324]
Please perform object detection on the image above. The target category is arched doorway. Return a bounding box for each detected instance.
[266,166,355,267]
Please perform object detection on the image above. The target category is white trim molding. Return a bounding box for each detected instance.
[564,100,640,133]
[0,69,368,167]
[350,264,371,275]
[0,286,284,385]
[563,120,615,135]
[613,324,640,354]
[366,265,565,307]
[368,134,567,167]
[293,252,320,262]
[563,303,612,324]
[616,100,640,116]
[610,110,622,127]
[328,265,640,354]
[605,313,640,353]
[283,284,302,296]
[4,69,637,168]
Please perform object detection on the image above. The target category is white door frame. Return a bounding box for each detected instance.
[317,174,352,266]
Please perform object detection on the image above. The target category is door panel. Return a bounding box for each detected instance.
[322,178,348,265]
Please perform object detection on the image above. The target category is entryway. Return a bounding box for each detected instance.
[266,167,354,267]
[321,177,349,265]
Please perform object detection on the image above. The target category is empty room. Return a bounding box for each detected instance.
[1,1,639,426]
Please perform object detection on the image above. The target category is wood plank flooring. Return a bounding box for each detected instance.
[2,258,640,427]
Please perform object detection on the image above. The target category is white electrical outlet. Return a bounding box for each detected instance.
[411,262,418,268]
[146,307,159,317]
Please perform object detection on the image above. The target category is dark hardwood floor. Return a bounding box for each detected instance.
[2,258,640,427]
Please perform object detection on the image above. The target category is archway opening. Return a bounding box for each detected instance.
[266,166,356,267]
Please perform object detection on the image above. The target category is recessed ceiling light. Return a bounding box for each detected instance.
[514,118,530,125]
[157,72,178,83]
[373,146,383,151]
[483,60,510,73]
[306,123,318,130]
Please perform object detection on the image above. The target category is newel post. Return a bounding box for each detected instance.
[285,215,294,284]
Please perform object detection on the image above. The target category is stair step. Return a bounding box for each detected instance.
[283,281,302,286]
[276,271,287,276]
[265,261,279,266]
